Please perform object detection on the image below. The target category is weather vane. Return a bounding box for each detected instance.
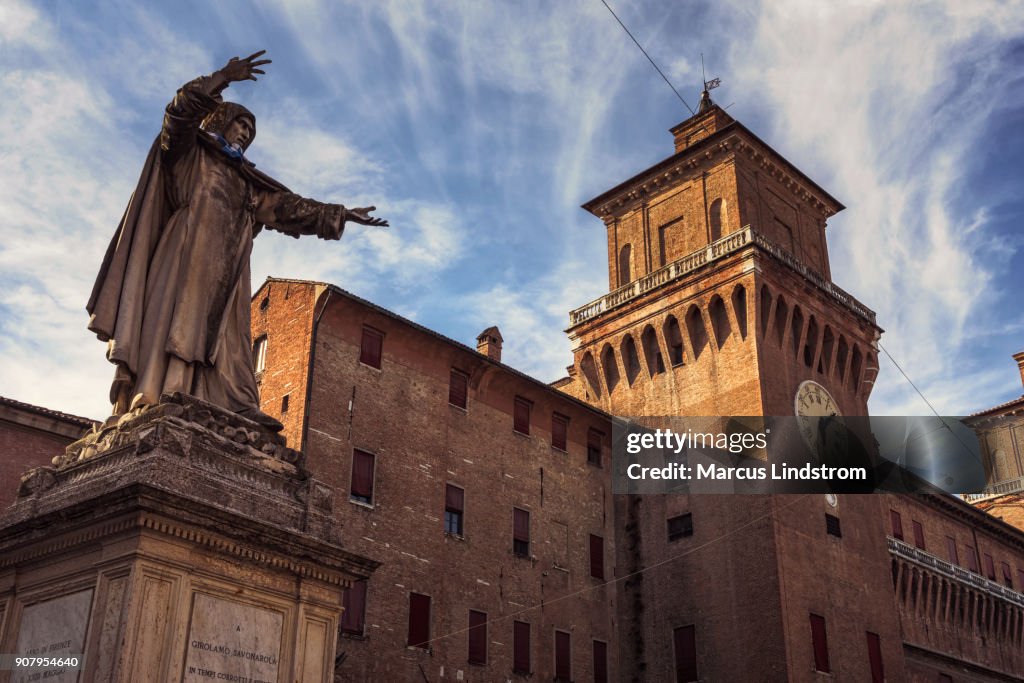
[701,53,721,93]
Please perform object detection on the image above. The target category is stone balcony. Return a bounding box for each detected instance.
[962,476,1024,503]
[567,226,877,329]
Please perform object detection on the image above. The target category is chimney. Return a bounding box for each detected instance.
[476,326,503,362]
[1014,351,1024,390]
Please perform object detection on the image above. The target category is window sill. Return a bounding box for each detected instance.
[551,446,568,454]
[349,498,375,510]
[444,531,466,541]
[448,403,468,413]
[358,361,383,372]
[340,632,367,641]
[513,430,531,439]
[587,460,603,469]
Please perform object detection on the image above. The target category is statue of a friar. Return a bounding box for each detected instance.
[87,51,386,432]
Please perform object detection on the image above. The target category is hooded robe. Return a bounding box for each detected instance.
[88,73,349,418]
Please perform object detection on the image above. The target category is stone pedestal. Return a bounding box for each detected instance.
[0,394,378,683]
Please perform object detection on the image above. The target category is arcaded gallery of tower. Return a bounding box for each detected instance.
[240,95,1024,682]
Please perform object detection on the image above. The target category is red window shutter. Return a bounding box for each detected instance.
[468,610,487,664]
[673,625,697,682]
[514,397,531,434]
[984,554,996,580]
[513,508,530,543]
[552,414,568,451]
[408,593,430,648]
[1002,562,1013,588]
[513,621,530,673]
[445,484,464,513]
[966,546,979,573]
[351,450,375,501]
[1018,569,1024,590]
[912,520,925,550]
[587,428,603,466]
[593,640,608,683]
[359,326,383,368]
[341,580,367,635]
[589,534,605,579]
[890,510,903,540]
[866,631,883,683]
[554,631,571,681]
[946,536,959,565]
[809,614,830,673]
[449,369,468,408]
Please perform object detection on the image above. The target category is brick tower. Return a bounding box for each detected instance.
[562,91,881,418]
[561,91,903,681]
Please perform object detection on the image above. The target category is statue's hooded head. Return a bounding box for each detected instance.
[201,101,256,151]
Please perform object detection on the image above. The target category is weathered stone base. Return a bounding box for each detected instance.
[0,396,378,683]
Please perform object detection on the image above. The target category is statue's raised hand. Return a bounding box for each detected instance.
[349,206,389,227]
[217,50,272,83]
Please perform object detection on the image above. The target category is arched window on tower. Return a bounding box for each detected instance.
[641,325,664,377]
[803,315,819,368]
[621,335,641,386]
[580,351,602,400]
[710,198,727,242]
[601,344,620,394]
[836,336,849,383]
[732,284,748,340]
[709,295,731,350]
[790,306,805,359]
[664,315,684,367]
[759,286,773,338]
[686,305,709,360]
[774,296,789,349]
[618,244,632,286]
[820,326,836,375]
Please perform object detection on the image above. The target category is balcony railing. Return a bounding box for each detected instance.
[888,536,1024,609]
[567,226,877,328]
[962,476,1024,503]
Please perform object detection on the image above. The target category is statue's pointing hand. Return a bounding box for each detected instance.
[218,50,272,83]
[349,206,389,227]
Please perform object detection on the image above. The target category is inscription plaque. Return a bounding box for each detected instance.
[13,589,93,683]
[183,593,283,683]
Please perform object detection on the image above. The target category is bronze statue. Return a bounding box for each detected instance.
[87,51,386,432]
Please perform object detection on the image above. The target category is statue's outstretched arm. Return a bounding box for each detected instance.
[256,193,387,241]
[161,51,272,160]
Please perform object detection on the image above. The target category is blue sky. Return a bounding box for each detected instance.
[1,0,1022,420]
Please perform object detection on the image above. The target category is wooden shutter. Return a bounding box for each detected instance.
[513,508,530,547]
[468,610,487,664]
[552,414,568,451]
[809,614,830,673]
[966,546,979,572]
[359,326,383,368]
[408,593,430,648]
[889,510,903,540]
[445,484,464,513]
[513,621,530,673]
[449,369,468,408]
[587,428,603,466]
[946,536,959,565]
[984,554,996,580]
[351,450,375,501]
[912,520,925,550]
[341,580,367,635]
[589,534,604,579]
[554,631,571,681]
[1002,562,1013,588]
[673,625,697,682]
[593,640,608,683]
[866,631,883,683]
[514,397,531,434]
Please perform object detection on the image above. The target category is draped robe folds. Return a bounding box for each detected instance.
[88,74,349,416]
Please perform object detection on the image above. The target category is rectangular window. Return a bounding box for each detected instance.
[408,593,430,649]
[1018,569,1024,591]
[810,613,830,673]
[359,326,383,369]
[445,484,464,536]
[554,630,571,682]
[593,640,608,683]
[825,514,842,538]
[513,507,530,557]
[350,449,375,505]
[552,413,568,451]
[673,625,697,682]
[468,610,487,665]
[1001,562,1013,589]
[341,580,367,636]
[587,428,603,467]
[252,335,268,374]
[589,534,605,579]
[946,536,959,565]
[513,621,531,674]
[280,393,289,413]
[449,368,468,409]
[966,545,979,573]
[984,553,996,581]
[668,513,694,542]
[514,397,531,435]
[890,509,904,540]
[912,520,925,550]
[866,631,883,683]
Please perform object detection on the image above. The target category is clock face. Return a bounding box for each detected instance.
[795,381,844,460]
